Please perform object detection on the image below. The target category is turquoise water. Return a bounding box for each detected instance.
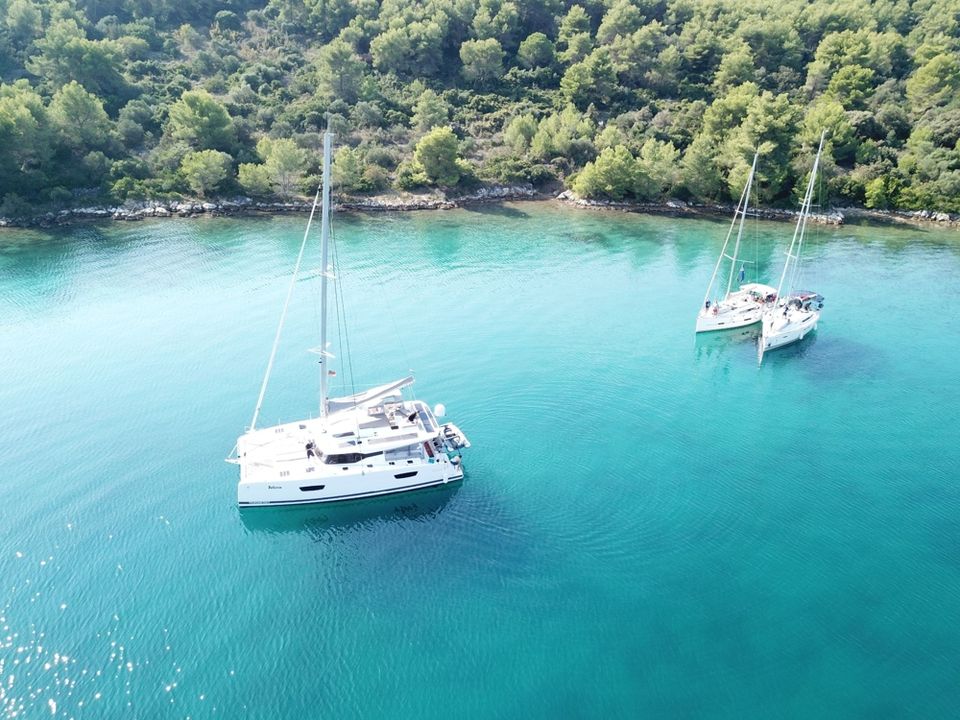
[1,204,959,718]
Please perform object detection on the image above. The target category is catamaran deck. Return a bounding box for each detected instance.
[237,398,441,486]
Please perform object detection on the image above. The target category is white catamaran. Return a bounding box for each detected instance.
[228,132,470,507]
[696,150,777,333]
[759,132,827,360]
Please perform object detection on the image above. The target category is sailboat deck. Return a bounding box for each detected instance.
[237,400,439,485]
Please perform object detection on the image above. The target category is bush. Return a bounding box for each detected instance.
[482,155,557,185]
[365,146,398,169]
[110,177,150,202]
[180,150,233,197]
[47,186,74,205]
[0,193,32,218]
[394,160,429,190]
[238,163,273,196]
[414,127,463,186]
[362,165,390,191]
[572,146,638,200]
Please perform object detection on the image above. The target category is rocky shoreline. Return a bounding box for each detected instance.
[0,185,542,228]
[1,183,957,231]
[554,191,960,229]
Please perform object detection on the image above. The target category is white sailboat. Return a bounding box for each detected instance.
[759,132,827,360]
[227,132,470,507]
[696,150,776,333]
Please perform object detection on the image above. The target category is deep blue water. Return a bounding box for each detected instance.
[1,204,959,718]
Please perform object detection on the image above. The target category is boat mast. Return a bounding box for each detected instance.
[725,150,759,297]
[700,152,755,310]
[248,154,325,432]
[789,130,826,296]
[776,131,825,300]
[319,131,333,418]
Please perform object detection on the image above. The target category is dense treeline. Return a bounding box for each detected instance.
[1,0,959,216]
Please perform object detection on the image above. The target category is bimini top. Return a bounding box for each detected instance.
[327,375,415,414]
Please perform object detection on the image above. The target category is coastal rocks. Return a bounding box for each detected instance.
[339,184,538,212]
[457,184,537,202]
[340,197,456,211]
[555,193,849,225]
[836,207,960,228]
[0,187,955,229]
[0,184,545,228]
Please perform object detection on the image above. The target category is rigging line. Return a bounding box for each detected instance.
[702,160,752,309]
[754,165,760,284]
[331,217,359,407]
[249,184,323,431]
[309,229,323,408]
[792,142,821,293]
[725,150,759,297]
[329,223,346,398]
[776,133,823,299]
[355,222,414,385]
[376,228,413,365]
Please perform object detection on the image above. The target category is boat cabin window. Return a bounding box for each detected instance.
[417,408,436,433]
[325,453,363,464]
[384,444,422,462]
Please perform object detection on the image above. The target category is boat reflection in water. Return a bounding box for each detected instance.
[694,321,761,362]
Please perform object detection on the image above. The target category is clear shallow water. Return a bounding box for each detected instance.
[1,204,959,718]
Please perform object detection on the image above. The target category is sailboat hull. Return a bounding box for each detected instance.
[695,305,764,332]
[696,285,776,333]
[760,310,820,352]
[239,456,464,507]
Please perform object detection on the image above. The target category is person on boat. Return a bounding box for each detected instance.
[306,441,317,459]
[705,299,711,311]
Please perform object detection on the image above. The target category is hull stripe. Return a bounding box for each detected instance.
[239,476,464,507]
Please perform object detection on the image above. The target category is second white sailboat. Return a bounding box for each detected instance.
[759,131,827,360]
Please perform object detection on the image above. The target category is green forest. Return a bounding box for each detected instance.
[1,0,959,216]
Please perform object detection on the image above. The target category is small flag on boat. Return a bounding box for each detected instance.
[328,369,337,376]
[738,265,745,282]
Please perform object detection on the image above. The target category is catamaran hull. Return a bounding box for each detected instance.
[760,311,820,352]
[238,459,464,507]
[695,306,764,332]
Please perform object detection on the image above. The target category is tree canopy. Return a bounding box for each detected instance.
[0,0,959,213]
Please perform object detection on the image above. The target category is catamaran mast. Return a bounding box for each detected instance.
[248,152,325,432]
[319,131,333,418]
[776,131,825,300]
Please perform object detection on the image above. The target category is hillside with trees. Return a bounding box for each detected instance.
[1,0,959,216]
